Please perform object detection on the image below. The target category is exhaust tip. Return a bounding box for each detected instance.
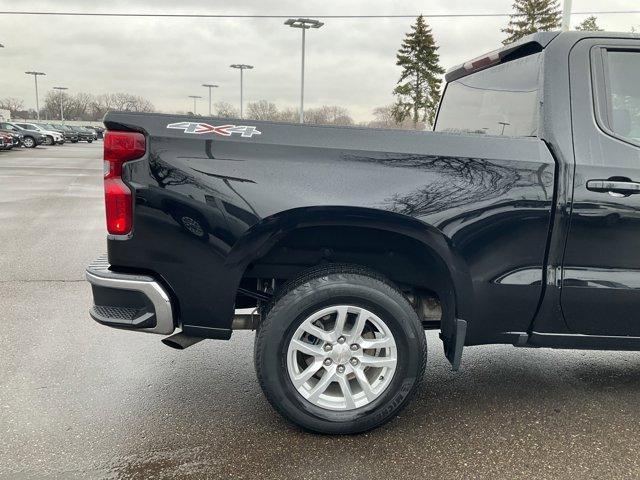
[162,332,204,350]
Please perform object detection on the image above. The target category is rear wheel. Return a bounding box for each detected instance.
[254,265,426,434]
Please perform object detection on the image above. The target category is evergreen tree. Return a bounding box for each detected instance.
[502,0,561,45]
[392,15,444,128]
[576,16,602,31]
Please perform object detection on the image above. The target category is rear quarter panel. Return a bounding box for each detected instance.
[106,113,555,343]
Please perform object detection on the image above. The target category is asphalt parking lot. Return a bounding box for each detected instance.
[2,142,640,479]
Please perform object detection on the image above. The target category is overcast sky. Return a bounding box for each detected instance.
[1,0,639,121]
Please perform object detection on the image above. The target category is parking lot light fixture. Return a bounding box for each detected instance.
[284,18,324,124]
[53,86,68,122]
[25,71,46,121]
[188,95,202,115]
[230,64,253,119]
[202,84,219,116]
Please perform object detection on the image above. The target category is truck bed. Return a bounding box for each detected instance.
[104,111,556,343]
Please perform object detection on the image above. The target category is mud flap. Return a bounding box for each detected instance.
[440,318,467,372]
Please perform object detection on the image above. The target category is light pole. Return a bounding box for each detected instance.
[25,71,46,121]
[498,121,510,135]
[53,86,68,121]
[202,84,219,116]
[561,0,572,31]
[188,95,202,115]
[230,64,253,118]
[284,18,324,124]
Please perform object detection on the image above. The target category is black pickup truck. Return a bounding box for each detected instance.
[87,31,640,434]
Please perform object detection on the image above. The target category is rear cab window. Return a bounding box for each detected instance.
[434,53,542,137]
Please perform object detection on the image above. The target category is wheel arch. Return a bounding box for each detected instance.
[227,206,473,330]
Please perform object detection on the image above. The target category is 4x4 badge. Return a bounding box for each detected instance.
[167,122,261,138]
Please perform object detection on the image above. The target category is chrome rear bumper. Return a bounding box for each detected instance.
[85,255,175,335]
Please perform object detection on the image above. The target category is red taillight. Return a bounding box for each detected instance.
[103,131,146,236]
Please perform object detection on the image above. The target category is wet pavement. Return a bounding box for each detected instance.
[2,143,640,479]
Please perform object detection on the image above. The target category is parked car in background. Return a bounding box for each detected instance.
[0,132,12,150]
[0,122,45,148]
[0,128,23,147]
[48,124,79,143]
[85,125,104,139]
[14,122,64,146]
[68,126,94,143]
[82,127,99,140]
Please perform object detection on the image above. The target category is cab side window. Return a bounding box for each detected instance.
[602,50,640,144]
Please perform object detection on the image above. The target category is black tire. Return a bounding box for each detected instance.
[71,139,78,143]
[23,136,36,148]
[45,136,54,146]
[87,139,93,143]
[255,264,427,434]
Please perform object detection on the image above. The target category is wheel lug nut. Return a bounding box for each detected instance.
[337,365,345,374]
[350,358,359,366]
[323,358,332,366]
[350,344,359,351]
[337,336,346,344]
[323,343,332,352]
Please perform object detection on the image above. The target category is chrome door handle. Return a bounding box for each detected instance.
[586,179,640,195]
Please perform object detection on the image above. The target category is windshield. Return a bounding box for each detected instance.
[435,53,541,137]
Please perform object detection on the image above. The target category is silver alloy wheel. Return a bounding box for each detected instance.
[23,137,35,148]
[286,305,398,411]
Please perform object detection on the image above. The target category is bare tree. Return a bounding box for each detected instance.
[42,91,64,120]
[368,104,427,130]
[370,105,397,128]
[277,107,299,123]
[214,101,239,118]
[246,100,280,121]
[0,97,25,116]
[90,93,116,120]
[109,93,154,113]
[70,92,94,119]
[28,91,155,121]
[304,105,354,126]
